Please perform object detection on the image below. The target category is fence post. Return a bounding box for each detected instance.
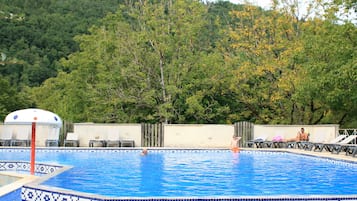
[141,123,164,147]
[234,121,254,147]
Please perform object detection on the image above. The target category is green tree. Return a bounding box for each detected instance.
[0,0,123,87]
[0,77,30,121]
[26,0,357,126]
[227,4,306,124]
[295,19,357,126]
[32,0,236,123]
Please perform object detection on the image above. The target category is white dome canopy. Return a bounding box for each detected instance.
[4,108,62,128]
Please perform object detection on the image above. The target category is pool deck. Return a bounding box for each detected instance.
[244,147,357,162]
[0,171,38,197]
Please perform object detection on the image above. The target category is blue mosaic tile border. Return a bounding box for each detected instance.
[20,184,357,201]
[22,185,104,201]
[0,161,62,175]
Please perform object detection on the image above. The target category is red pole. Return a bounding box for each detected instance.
[30,122,36,175]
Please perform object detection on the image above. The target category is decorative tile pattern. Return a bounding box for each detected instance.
[0,161,62,174]
[22,186,103,201]
[20,184,357,201]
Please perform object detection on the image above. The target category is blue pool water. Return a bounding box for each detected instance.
[1,149,357,197]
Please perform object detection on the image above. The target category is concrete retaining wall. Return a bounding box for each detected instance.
[253,124,339,143]
[164,124,234,148]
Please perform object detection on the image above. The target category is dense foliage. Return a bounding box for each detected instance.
[1,0,356,127]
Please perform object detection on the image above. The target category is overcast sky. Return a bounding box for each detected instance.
[229,0,356,23]
[229,0,272,9]
[209,0,356,24]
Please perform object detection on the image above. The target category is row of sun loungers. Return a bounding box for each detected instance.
[310,134,347,152]
[0,128,58,147]
[246,135,357,157]
[0,133,60,147]
[0,133,31,147]
[307,135,357,156]
[0,132,135,147]
[247,140,310,149]
[0,138,59,147]
[64,132,135,147]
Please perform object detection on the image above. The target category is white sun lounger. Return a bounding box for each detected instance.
[88,135,107,147]
[11,130,31,147]
[45,128,60,147]
[322,135,357,154]
[64,132,79,147]
[0,127,12,146]
[312,135,347,152]
[105,132,120,147]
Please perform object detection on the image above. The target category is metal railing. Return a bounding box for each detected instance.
[338,128,357,136]
[338,128,357,144]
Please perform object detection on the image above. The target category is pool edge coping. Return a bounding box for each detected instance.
[0,172,37,197]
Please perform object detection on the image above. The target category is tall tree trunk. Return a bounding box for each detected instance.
[159,51,168,123]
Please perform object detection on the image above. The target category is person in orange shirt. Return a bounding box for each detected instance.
[230,136,241,153]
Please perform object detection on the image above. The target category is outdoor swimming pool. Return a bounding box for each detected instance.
[1,148,357,199]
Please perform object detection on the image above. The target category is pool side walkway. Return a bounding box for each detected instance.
[0,172,38,197]
[243,147,357,162]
